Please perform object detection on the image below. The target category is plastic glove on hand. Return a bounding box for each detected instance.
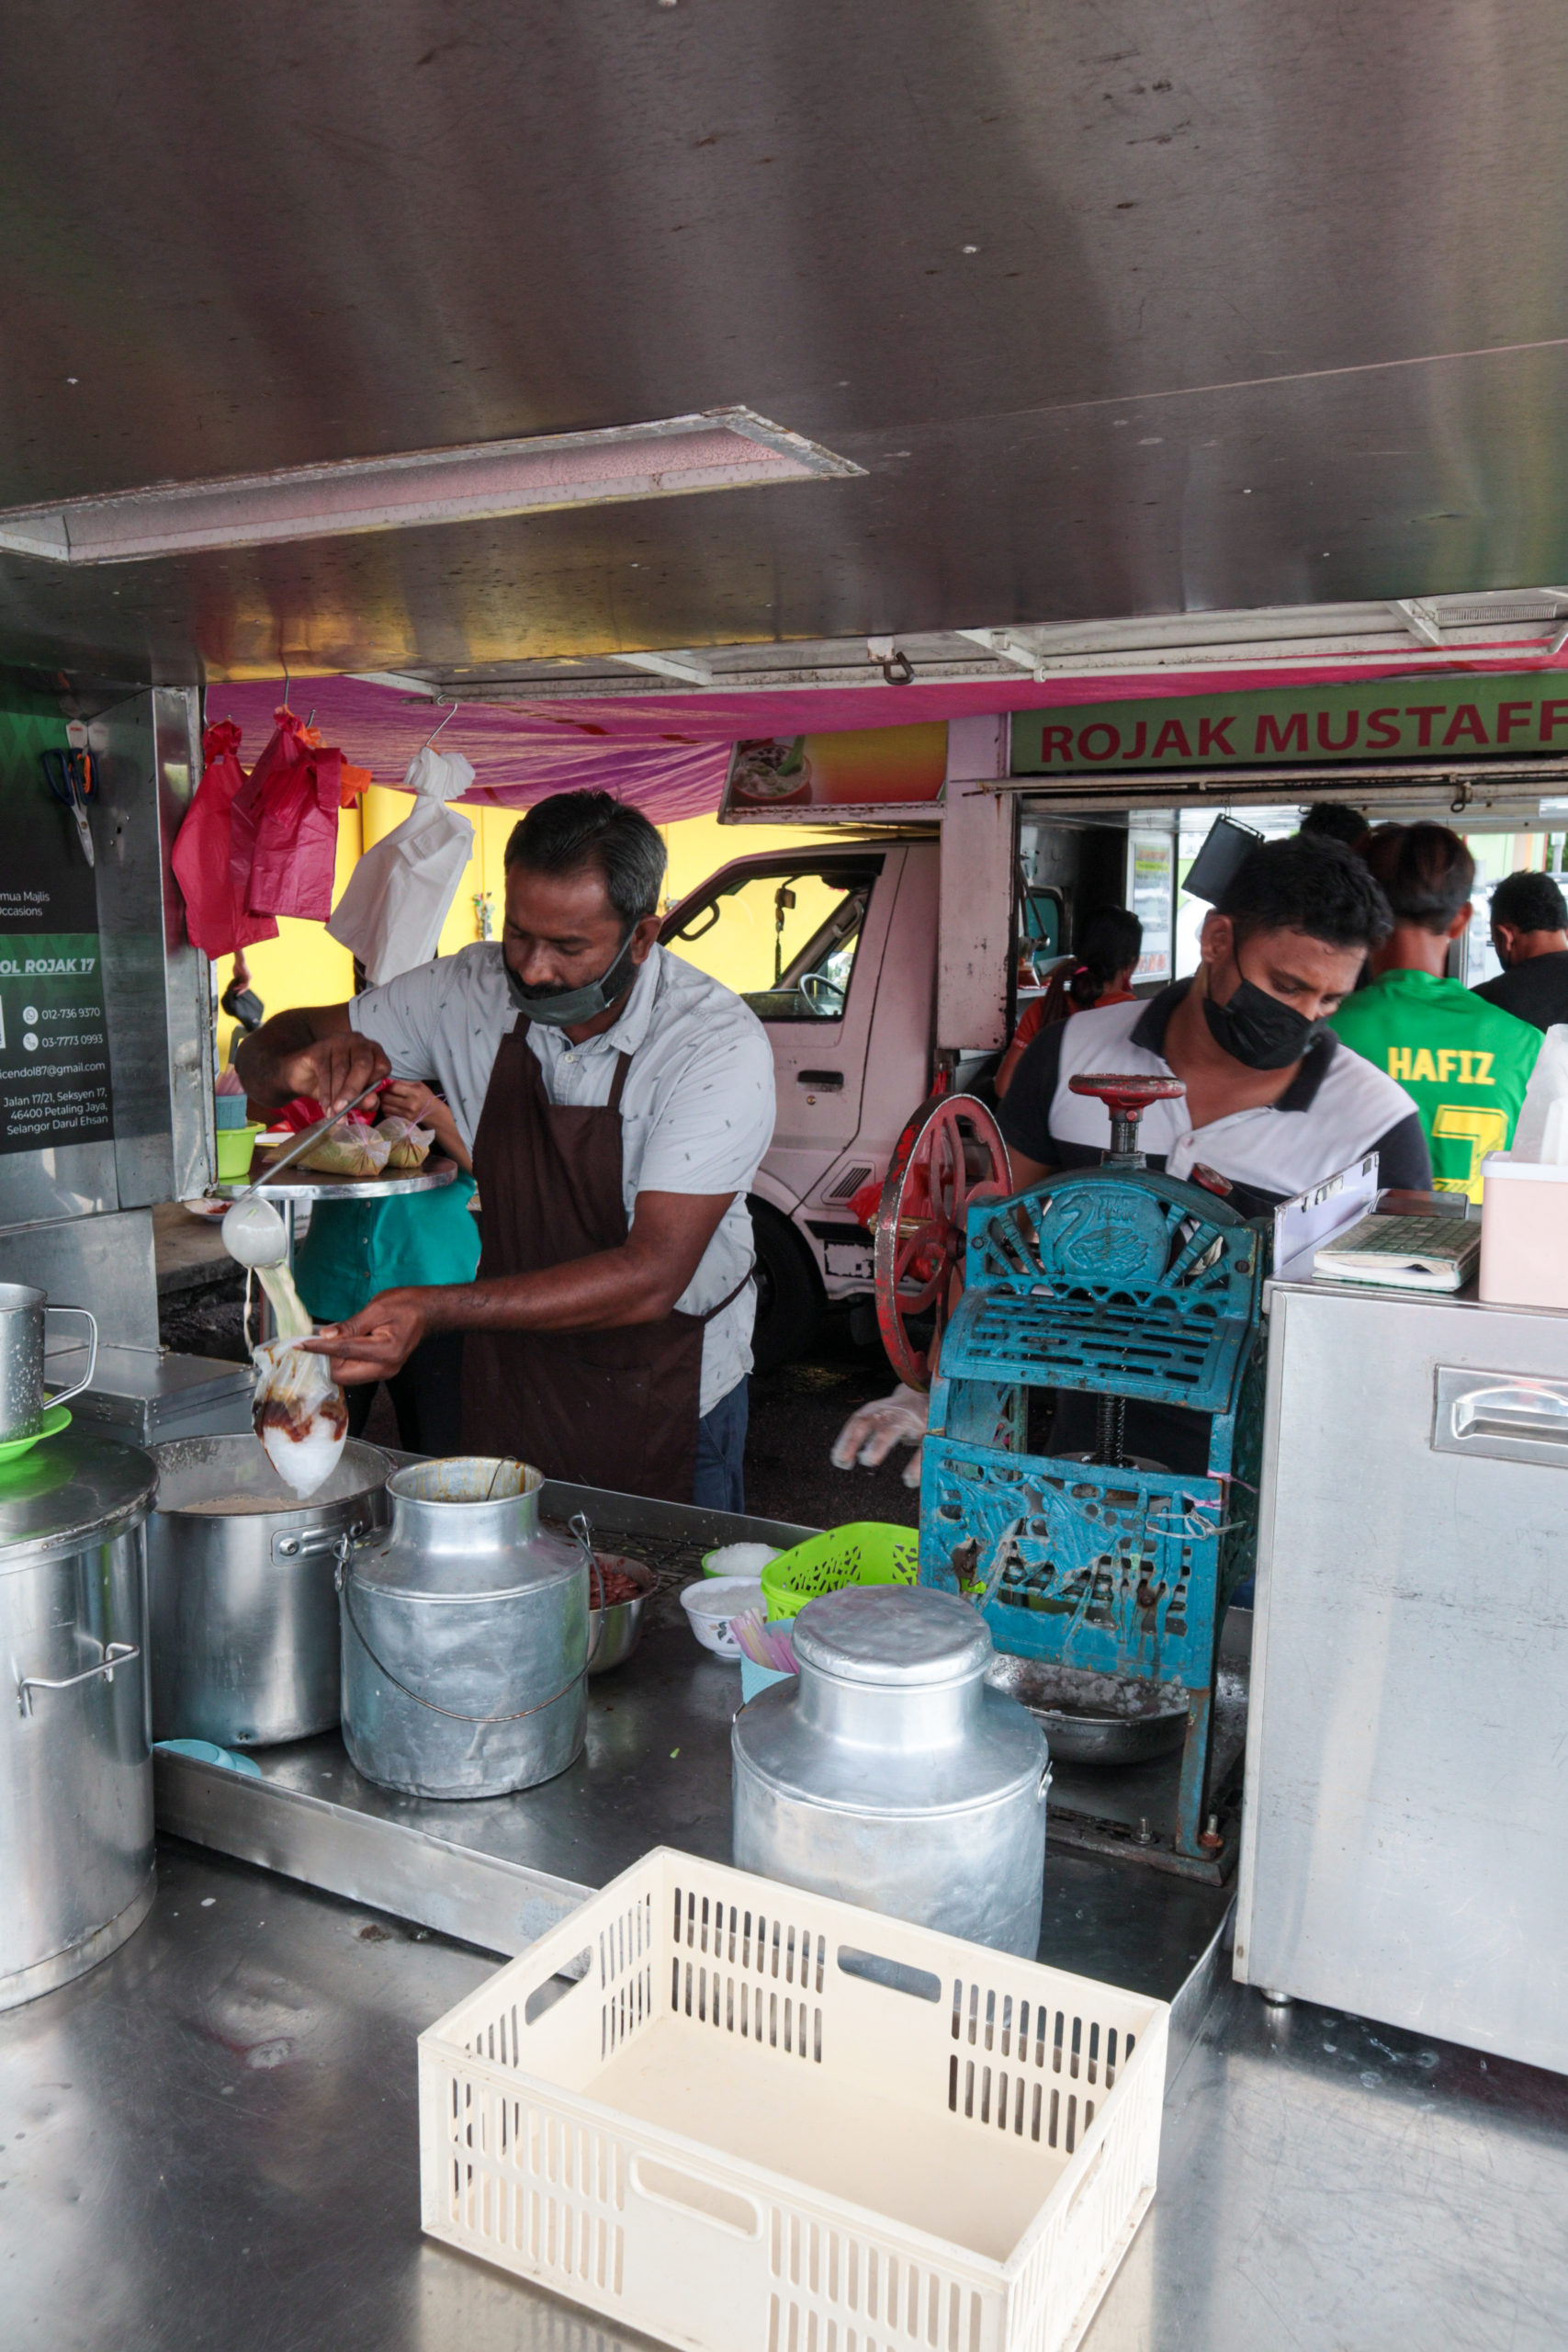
[829,1384,931,1487]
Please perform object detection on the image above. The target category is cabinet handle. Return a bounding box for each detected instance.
[1433,1368,1568,1465]
[17,1639,139,1718]
[797,1069,844,1090]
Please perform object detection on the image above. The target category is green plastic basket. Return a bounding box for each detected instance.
[760,1521,920,1622]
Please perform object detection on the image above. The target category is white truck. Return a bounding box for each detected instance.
[660,721,1181,1369]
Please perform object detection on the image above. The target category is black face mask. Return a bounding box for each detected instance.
[1201,970,1327,1071]
[505,925,640,1029]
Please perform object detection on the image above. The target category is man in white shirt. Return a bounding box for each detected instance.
[236,791,775,1508]
[833,833,1427,1483]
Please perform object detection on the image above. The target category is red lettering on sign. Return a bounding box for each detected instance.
[1540,701,1568,741]
[1039,726,1074,761]
[1316,709,1359,752]
[1496,700,1532,743]
[1442,704,1489,747]
[1404,705,1449,747]
[1077,722,1120,762]
[1367,707,1401,748]
[1151,718,1193,759]
[1256,712,1307,754]
[1198,716,1235,755]
[1119,720,1148,761]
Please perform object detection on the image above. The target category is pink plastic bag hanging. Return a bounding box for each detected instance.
[170,722,279,958]
[231,707,343,923]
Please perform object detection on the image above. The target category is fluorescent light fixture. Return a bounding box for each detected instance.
[0,409,862,565]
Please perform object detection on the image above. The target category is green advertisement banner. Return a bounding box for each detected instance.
[1010,672,1568,774]
[0,932,113,1155]
[0,702,113,1158]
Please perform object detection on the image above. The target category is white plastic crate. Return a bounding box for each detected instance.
[419,1848,1168,2352]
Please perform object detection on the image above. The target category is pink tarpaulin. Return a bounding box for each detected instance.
[217,642,1567,822]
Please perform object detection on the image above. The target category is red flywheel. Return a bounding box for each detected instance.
[872,1093,1013,1390]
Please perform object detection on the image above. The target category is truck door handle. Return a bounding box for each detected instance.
[1432,1368,1568,1466]
[797,1069,843,1090]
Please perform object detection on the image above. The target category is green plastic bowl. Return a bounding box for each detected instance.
[759,1521,920,1623]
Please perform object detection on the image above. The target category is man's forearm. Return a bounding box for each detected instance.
[413,1243,683,1338]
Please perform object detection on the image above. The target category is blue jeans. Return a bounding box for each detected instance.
[694,1379,749,1513]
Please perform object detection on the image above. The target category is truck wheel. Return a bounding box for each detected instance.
[748,1198,825,1374]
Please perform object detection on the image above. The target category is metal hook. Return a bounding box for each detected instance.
[422,697,459,749]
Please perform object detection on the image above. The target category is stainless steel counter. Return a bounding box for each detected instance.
[4,1838,1563,2352]
[9,1464,1565,2347]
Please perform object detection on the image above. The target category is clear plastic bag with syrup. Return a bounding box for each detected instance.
[250,1261,347,1497]
[251,1337,349,1496]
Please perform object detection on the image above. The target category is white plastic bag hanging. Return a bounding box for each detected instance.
[327,742,476,983]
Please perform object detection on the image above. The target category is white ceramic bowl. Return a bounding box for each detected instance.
[680,1576,765,1660]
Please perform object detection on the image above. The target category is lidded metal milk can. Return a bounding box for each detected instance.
[732,1585,1050,1957]
[338,1457,588,1799]
[1,1433,157,2009]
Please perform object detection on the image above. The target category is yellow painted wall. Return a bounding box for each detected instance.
[212,799,836,1053]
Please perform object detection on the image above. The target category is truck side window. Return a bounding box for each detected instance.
[664,865,878,1020]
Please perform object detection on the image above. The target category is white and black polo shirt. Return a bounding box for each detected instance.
[997,981,1431,1216]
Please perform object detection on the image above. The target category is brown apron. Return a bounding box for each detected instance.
[460,1026,749,1502]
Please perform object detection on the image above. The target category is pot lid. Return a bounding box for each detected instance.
[792,1585,992,1686]
[0,1432,156,1566]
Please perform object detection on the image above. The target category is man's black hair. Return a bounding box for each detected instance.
[1490,867,1568,935]
[1362,822,1474,934]
[1298,801,1371,851]
[1216,834,1393,951]
[503,790,667,924]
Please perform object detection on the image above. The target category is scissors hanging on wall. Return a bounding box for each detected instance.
[41,747,97,867]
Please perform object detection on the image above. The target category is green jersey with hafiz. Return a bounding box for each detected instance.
[1329,968,1540,1200]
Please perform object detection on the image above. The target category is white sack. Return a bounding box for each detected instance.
[1507,1022,1568,1162]
[327,744,476,984]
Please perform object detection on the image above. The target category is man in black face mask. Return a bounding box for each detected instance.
[236,790,775,1509]
[833,837,1430,1490]
[997,834,1431,1217]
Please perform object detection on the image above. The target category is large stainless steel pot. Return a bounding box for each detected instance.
[148,1436,391,1747]
[1,1432,157,2011]
[732,1586,1051,1957]
[339,1456,588,1799]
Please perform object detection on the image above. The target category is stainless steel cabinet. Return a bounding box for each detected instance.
[1236,1281,1568,2073]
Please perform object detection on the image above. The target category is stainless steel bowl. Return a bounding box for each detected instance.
[984,1654,1190,1766]
[587,1554,656,1677]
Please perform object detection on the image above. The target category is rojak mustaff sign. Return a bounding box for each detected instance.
[1011,672,1568,773]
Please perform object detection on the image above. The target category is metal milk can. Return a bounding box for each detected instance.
[732,1585,1050,1957]
[339,1456,588,1799]
[0,1432,157,2010]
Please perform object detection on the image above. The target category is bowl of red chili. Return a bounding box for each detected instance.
[587,1552,656,1677]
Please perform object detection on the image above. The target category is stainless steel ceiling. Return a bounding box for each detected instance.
[4,0,1568,687]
